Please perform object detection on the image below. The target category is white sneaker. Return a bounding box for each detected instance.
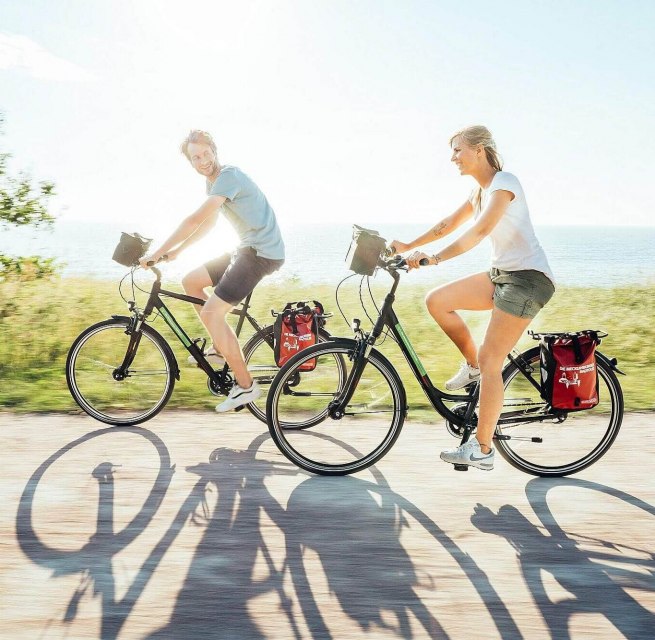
[187,346,225,367]
[445,362,480,390]
[440,438,494,470]
[215,381,261,413]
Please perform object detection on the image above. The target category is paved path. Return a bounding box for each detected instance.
[1,411,653,639]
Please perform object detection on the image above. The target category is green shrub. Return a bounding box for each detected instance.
[0,277,652,413]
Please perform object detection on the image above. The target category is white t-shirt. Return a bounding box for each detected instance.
[471,171,554,283]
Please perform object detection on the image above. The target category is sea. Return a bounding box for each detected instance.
[2,220,654,289]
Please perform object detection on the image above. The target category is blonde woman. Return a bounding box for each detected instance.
[391,125,555,471]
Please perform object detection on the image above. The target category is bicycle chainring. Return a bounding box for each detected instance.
[207,374,232,397]
[446,403,478,438]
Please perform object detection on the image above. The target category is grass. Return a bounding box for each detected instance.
[0,274,653,414]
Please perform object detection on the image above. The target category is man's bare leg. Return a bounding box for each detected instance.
[200,294,251,388]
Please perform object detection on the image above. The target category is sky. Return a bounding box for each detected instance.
[1,0,654,233]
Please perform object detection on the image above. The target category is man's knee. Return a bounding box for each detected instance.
[200,295,232,323]
[182,268,212,295]
[181,273,195,295]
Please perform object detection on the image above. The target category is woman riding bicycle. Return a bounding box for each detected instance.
[391,125,555,471]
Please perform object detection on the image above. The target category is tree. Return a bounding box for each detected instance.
[0,113,59,280]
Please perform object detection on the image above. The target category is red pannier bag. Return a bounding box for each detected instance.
[273,301,324,371]
[539,331,600,410]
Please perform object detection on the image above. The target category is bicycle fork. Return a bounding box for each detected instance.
[327,335,371,419]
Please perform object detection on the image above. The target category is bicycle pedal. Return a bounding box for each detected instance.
[234,405,246,412]
[453,464,469,471]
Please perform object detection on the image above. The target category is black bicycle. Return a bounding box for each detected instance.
[266,252,625,477]
[66,261,334,426]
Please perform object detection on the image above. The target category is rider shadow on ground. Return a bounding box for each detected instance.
[471,478,655,639]
[147,437,302,639]
[149,432,522,640]
[19,427,523,640]
[283,472,524,640]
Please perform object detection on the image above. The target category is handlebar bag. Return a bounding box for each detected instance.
[112,232,152,267]
[273,302,321,370]
[346,225,387,276]
[539,331,600,410]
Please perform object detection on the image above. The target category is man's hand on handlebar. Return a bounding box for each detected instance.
[139,253,169,269]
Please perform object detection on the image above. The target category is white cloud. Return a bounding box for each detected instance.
[0,32,94,82]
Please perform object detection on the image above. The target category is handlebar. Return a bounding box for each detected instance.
[145,254,169,267]
[380,247,430,271]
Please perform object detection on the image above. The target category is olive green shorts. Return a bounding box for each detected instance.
[489,268,555,319]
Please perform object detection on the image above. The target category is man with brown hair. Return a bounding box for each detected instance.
[141,130,285,412]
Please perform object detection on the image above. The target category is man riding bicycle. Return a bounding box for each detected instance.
[141,130,285,412]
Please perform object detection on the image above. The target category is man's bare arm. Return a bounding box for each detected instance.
[149,195,226,258]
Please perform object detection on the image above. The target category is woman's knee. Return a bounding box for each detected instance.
[478,342,505,375]
[425,287,449,318]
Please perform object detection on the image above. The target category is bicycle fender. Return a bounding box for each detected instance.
[111,315,181,380]
[596,350,626,376]
[323,337,407,391]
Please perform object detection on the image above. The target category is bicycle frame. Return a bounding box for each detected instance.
[331,262,561,433]
[119,266,269,393]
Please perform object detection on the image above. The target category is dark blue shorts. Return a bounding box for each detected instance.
[204,247,284,304]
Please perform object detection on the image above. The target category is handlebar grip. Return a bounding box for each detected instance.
[419,258,430,266]
[146,255,168,267]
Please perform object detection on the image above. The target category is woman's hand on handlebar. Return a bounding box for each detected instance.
[389,240,411,255]
[405,251,437,270]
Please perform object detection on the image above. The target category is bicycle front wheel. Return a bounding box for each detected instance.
[243,327,341,425]
[267,339,407,475]
[66,318,175,426]
[498,347,624,476]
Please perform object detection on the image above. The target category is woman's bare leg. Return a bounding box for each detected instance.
[476,307,532,452]
[425,272,495,366]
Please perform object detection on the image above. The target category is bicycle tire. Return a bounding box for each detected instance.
[497,346,624,477]
[66,318,176,426]
[243,326,343,426]
[267,338,407,475]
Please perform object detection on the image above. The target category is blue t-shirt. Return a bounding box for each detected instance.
[208,165,285,260]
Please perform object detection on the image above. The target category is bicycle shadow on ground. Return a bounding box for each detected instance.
[16,426,176,640]
[471,478,655,639]
[284,472,523,640]
[146,433,303,639]
[148,430,522,640]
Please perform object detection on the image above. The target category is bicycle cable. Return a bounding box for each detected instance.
[334,272,360,331]
[366,274,397,346]
[118,268,134,305]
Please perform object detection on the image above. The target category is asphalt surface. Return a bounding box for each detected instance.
[1,410,653,639]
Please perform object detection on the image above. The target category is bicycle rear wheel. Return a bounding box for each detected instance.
[66,318,176,426]
[243,327,342,425]
[498,347,624,476]
[267,339,407,475]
